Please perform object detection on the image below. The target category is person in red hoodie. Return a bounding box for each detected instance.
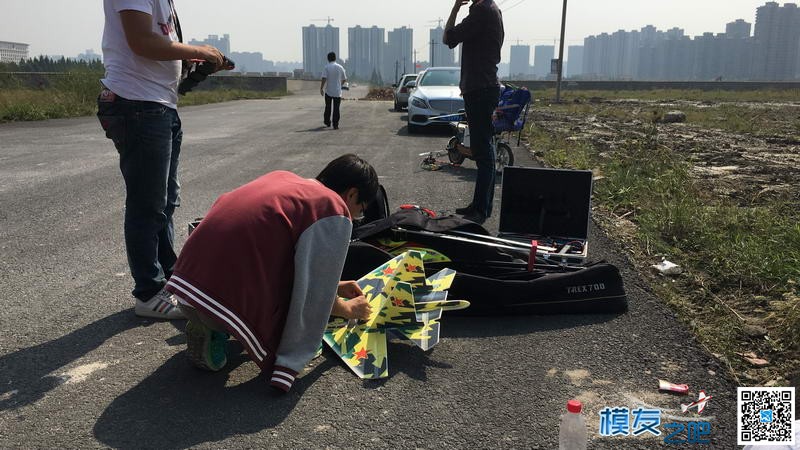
[166,154,378,392]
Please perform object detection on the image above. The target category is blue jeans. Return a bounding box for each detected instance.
[97,93,182,301]
[463,86,501,218]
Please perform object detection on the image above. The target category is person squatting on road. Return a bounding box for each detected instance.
[443,0,504,225]
[97,0,226,320]
[320,52,348,130]
[165,154,377,392]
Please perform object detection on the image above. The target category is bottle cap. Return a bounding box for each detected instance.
[567,399,582,413]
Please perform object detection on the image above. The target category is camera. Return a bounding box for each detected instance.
[178,56,235,95]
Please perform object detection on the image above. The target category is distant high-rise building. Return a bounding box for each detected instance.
[386,26,413,83]
[634,25,660,79]
[0,41,29,63]
[665,27,685,40]
[497,62,510,79]
[302,24,340,76]
[583,25,693,80]
[533,45,554,78]
[582,29,639,79]
[582,36,597,77]
[753,1,800,80]
[726,19,752,39]
[274,61,303,74]
[578,9,767,82]
[231,51,271,73]
[348,26,385,82]
[607,30,625,78]
[429,26,455,67]
[660,32,693,81]
[723,19,755,80]
[509,45,530,79]
[76,49,101,62]
[566,45,583,77]
[189,34,230,56]
[693,32,722,80]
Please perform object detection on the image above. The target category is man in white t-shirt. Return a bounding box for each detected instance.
[320,52,347,130]
[97,0,225,320]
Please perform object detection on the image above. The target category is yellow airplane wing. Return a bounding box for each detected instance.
[324,250,467,379]
[323,275,396,379]
[372,237,452,263]
[425,268,456,292]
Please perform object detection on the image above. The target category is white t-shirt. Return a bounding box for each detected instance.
[101,0,182,109]
[322,62,347,98]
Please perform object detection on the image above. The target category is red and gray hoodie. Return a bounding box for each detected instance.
[165,171,352,392]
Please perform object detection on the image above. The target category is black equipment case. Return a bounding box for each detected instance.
[347,205,627,316]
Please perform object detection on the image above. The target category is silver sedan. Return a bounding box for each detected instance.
[406,67,463,133]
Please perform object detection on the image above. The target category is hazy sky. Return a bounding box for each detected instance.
[2,0,774,62]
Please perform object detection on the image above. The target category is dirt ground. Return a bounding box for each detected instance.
[528,97,800,387]
[533,99,800,206]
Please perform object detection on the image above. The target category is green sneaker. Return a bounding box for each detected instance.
[185,320,229,371]
[313,342,324,360]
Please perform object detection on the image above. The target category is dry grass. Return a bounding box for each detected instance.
[533,87,800,103]
[524,92,800,386]
[363,87,394,101]
[0,73,284,122]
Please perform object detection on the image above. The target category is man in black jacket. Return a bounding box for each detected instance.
[443,0,504,224]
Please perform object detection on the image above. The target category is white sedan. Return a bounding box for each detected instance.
[406,67,463,133]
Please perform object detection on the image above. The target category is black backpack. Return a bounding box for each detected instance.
[352,184,389,231]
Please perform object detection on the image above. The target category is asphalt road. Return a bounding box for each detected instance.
[0,87,740,449]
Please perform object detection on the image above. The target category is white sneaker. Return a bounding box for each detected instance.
[135,287,185,320]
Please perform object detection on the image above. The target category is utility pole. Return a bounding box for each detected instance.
[430,38,436,68]
[555,0,568,103]
[413,49,417,72]
[395,60,399,84]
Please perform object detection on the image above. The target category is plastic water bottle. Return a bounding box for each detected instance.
[559,399,588,450]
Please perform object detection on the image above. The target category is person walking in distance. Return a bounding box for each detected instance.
[97,0,225,319]
[443,0,504,224]
[320,52,347,130]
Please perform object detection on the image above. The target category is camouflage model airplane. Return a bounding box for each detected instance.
[323,250,469,379]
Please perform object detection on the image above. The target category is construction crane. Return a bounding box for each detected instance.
[310,16,335,25]
[427,18,444,28]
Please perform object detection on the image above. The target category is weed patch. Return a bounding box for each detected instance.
[525,95,800,385]
[179,89,285,106]
[533,88,800,103]
[0,72,284,122]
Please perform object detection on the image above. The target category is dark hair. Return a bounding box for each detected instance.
[316,154,379,205]
[327,52,336,62]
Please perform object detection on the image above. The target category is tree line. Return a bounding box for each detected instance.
[0,56,103,73]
